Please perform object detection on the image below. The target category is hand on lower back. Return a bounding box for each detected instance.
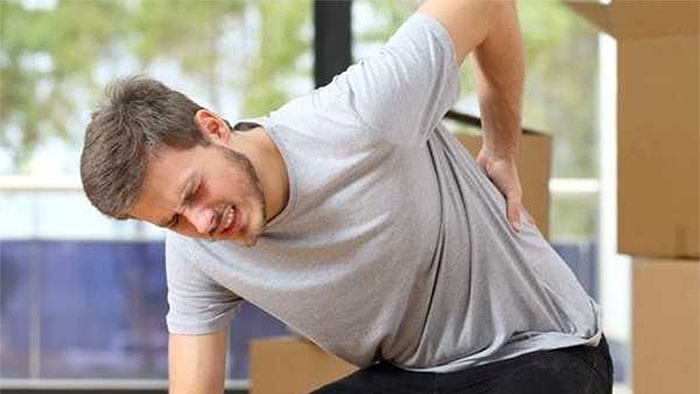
[475,146,534,232]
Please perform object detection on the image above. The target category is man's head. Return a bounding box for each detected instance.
[81,76,267,246]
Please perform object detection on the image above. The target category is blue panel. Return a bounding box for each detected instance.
[552,241,598,301]
[0,241,31,378]
[0,240,608,380]
[0,240,287,379]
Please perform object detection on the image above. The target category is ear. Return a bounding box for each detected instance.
[194,109,232,146]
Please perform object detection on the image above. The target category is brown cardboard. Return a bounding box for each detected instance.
[456,131,552,239]
[249,336,357,394]
[566,0,700,258]
[565,1,699,38]
[632,259,700,394]
[618,34,700,258]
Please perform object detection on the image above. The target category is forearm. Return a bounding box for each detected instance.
[470,0,524,161]
[169,331,228,394]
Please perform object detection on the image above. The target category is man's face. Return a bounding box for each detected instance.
[128,143,267,246]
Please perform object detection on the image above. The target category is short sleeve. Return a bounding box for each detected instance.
[342,12,461,145]
[165,234,243,335]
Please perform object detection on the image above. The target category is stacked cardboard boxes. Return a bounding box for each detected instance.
[566,1,699,393]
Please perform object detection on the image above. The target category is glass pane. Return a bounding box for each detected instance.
[0,245,31,378]
[0,191,164,240]
[352,0,418,59]
[1,0,312,383]
[2,0,313,176]
[0,240,290,379]
[550,193,598,242]
[517,1,600,179]
[551,240,598,301]
[37,241,167,378]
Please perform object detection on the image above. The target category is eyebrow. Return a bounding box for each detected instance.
[157,174,196,228]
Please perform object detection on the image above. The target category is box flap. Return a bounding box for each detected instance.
[564,0,699,38]
[563,1,613,35]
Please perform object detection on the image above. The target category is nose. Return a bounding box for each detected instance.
[182,205,216,235]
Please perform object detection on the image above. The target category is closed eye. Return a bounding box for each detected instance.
[184,180,202,205]
[167,179,202,229]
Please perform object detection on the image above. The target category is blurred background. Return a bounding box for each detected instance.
[1,0,633,392]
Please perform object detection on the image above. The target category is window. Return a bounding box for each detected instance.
[0,0,311,384]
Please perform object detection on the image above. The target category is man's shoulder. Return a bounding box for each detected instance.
[165,231,190,247]
[165,232,197,263]
[164,233,248,266]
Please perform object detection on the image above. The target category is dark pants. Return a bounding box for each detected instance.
[312,336,613,394]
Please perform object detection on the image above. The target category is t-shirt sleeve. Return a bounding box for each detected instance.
[165,235,243,335]
[342,12,461,145]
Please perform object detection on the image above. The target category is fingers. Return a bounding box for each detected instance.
[507,199,521,232]
[507,199,538,234]
[523,208,536,227]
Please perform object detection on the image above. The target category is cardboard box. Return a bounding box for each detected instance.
[456,131,552,239]
[249,336,357,394]
[632,259,700,394]
[565,0,700,258]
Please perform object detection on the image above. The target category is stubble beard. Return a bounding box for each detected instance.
[220,146,267,247]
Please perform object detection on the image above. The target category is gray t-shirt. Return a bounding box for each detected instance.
[165,12,601,372]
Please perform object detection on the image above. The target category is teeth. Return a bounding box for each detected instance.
[222,206,234,232]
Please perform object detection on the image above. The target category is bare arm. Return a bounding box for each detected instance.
[469,1,524,161]
[169,330,228,394]
[418,0,501,65]
[419,0,529,231]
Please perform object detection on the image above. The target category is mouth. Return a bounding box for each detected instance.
[214,205,242,237]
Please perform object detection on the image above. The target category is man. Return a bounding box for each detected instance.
[81,0,612,393]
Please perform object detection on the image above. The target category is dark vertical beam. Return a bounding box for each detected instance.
[314,0,353,88]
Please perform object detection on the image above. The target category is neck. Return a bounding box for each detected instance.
[228,127,289,222]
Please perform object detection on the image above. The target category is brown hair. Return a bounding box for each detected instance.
[80,76,207,219]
